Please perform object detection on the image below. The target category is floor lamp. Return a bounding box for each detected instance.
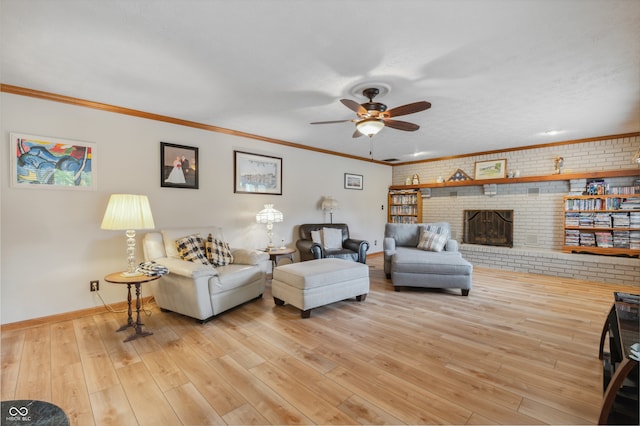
[322,196,339,224]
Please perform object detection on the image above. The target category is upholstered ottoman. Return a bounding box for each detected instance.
[391,250,472,296]
[272,258,369,318]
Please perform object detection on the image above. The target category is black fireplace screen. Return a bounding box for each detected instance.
[463,210,514,247]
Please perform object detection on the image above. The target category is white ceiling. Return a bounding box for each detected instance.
[2,0,639,163]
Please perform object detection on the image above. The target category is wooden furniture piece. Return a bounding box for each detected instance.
[563,194,640,257]
[598,292,639,425]
[388,189,422,224]
[104,272,160,342]
[389,168,640,190]
[264,247,296,268]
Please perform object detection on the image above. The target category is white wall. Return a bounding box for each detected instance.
[0,93,391,324]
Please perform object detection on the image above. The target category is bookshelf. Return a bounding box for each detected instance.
[388,189,422,224]
[562,194,640,257]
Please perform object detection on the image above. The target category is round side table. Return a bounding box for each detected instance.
[265,247,296,268]
[104,272,160,342]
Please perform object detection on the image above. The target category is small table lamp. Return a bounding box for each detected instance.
[256,204,283,251]
[101,194,155,276]
[321,196,339,224]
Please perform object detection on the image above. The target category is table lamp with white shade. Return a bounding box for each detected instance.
[256,203,283,251]
[101,194,155,276]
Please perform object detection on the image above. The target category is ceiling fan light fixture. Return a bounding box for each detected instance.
[356,118,384,137]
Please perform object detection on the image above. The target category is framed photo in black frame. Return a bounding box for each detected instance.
[234,151,282,195]
[344,173,363,190]
[160,142,199,189]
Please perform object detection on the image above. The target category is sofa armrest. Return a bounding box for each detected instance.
[154,256,218,279]
[296,239,323,261]
[231,248,270,265]
[343,238,367,252]
[445,239,459,252]
[344,238,369,263]
[383,237,396,254]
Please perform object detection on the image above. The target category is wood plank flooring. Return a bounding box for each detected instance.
[2,255,638,425]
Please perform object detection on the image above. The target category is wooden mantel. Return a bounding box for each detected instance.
[389,168,640,190]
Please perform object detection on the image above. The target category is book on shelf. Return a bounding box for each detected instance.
[595,232,613,248]
[564,229,580,246]
[630,231,640,249]
[620,197,640,210]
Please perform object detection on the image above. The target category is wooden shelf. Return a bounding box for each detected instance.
[389,168,640,190]
[562,246,640,257]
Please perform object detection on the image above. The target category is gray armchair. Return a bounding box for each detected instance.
[296,223,369,264]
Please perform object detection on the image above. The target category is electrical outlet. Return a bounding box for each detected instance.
[374,240,378,246]
[90,280,99,292]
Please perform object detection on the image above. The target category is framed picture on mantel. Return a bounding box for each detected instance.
[474,159,506,180]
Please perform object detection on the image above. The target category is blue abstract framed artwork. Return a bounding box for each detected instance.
[10,133,97,190]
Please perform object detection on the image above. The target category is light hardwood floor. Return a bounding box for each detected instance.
[2,255,638,425]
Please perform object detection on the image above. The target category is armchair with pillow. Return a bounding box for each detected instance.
[142,226,270,322]
[384,222,472,295]
[296,223,369,264]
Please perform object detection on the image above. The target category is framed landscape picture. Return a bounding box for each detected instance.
[10,132,97,190]
[344,173,363,190]
[474,159,507,180]
[234,151,282,195]
[160,142,199,189]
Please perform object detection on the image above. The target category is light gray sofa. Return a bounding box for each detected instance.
[384,222,472,296]
[142,227,270,322]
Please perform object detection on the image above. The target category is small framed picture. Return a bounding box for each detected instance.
[474,159,507,180]
[344,173,363,190]
[161,142,199,189]
[10,132,97,190]
[234,151,282,195]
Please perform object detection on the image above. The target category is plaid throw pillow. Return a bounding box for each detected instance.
[206,233,234,266]
[175,234,210,265]
[417,230,448,252]
[424,223,450,239]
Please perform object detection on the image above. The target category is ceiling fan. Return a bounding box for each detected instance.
[311,87,431,138]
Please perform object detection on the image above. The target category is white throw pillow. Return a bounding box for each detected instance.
[417,230,447,252]
[311,230,322,245]
[322,227,343,250]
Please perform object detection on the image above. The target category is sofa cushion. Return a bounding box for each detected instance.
[212,263,265,293]
[392,248,470,275]
[175,234,210,265]
[206,234,234,266]
[385,223,422,247]
[417,229,448,252]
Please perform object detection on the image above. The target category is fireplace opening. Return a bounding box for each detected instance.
[463,210,514,247]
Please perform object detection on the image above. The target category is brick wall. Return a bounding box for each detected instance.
[391,135,640,286]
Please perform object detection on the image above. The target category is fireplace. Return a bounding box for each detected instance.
[463,210,513,247]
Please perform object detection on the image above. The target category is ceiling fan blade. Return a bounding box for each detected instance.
[310,119,353,125]
[352,129,364,138]
[341,99,367,115]
[384,119,420,131]
[386,101,431,117]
